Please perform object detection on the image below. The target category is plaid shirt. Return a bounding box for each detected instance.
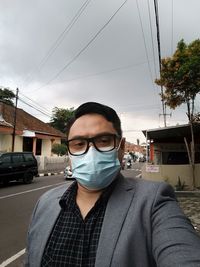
[41,181,114,267]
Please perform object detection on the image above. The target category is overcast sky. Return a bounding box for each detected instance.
[1,0,200,143]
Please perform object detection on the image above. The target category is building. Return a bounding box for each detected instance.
[141,124,200,189]
[0,102,66,156]
[125,141,145,156]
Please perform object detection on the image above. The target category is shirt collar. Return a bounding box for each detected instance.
[59,177,118,210]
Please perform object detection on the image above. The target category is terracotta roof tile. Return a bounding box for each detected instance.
[0,102,66,138]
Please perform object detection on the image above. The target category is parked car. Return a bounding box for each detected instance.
[64,166,73,179]
[0,152,38,185]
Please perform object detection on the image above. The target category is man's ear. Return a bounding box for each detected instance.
[120,137,125,151]
[118,137,125,162]
[68,155,72,169]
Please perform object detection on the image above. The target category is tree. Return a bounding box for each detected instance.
[51,143,67,156]
[0,87,15,106]
[155,39,200,188]
[50,107,75,133]
[155,39,200,121]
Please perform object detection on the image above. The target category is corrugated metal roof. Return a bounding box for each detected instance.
[142,123,200,141]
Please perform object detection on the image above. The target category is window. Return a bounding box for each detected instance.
[36,139,42,155]
[23,137,33,152]
[162,152,189,165]
[0,154,11,163]
[12,154,24,163]
[24,153,34,162]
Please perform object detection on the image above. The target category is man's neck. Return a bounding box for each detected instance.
[76,183,103,219]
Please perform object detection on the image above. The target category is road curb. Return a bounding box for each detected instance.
[175,191,200,197]
[37,172,64,177]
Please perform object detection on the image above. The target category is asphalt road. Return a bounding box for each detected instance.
[0,174,69,267]
[0,165,142,267]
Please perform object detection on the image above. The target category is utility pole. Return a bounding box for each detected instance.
[159,103,172,127]
[153,0,167,127]
[12,88,19,152]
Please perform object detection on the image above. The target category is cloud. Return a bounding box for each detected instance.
[0,0,199,143]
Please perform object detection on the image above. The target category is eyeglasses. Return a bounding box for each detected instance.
[67,134,121,156]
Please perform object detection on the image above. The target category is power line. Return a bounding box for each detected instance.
[18,97,52,118]
[24,0,93,87]
[60,60,151,83]
[171,0,174,55]
[147,0,157,79]
[136,0,154,86]
[136,0,160,111]
[31,0,128,93]
[19,91,52,114]
[118,103,160,109]
[1,88,52,119]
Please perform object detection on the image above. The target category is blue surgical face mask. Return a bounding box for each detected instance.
[70,146,121,190]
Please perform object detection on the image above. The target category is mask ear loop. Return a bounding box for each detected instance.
[116,137,123,151]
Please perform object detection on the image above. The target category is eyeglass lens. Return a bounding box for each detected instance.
[68,135,117,155]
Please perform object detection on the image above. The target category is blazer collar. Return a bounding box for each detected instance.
[95,174,135,267]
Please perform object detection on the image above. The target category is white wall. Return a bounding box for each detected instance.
[41,139,52,156]
[142,163,200,189]
[0,134,12,152]
[0,134,23,152]
[0,133,62,156]
[36,155,69,173]
[14,136,23,151]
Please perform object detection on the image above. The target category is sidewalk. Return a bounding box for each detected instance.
[176,193,200,234]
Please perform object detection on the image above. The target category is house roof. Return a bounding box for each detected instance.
[142,123,200,142]
[0,102,66,138]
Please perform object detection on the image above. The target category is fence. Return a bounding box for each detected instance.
[35,155,69,174]
[142,163,200,189]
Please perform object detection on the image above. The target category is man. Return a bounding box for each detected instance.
[25,102,200,267]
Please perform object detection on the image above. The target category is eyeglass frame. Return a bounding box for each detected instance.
[66,133,122,156]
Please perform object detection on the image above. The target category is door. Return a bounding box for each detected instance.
[11,153,26,178]
[0,154,12,181]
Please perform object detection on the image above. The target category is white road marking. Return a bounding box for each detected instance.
[0,182,66,200]
[0,182,67,265]
[0,248,25,267]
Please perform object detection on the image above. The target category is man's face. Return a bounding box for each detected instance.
[68,113,125,162]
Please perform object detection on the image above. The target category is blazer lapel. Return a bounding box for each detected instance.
[29,187,67,266]
[95,175,135,267]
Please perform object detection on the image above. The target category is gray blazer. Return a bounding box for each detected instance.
[25,175,200,266]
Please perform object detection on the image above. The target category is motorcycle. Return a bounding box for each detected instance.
[126,160,132,169]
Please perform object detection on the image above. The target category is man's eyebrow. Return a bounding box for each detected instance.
[68,132,117,140]
[68,135,86,140]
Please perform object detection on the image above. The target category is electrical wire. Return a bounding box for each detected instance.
[147,0,157,79]
[60,60,151,83]
[18,97,52,118]
[24,0,92,87]
[32,0,128,93]
[136,0,154,85]
[171,0,174,55]
[117,103,160,109]
[0,88,53,119]
[19,91,52,115]
[136,0,160,112]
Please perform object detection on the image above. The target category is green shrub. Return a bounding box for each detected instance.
[175,176,185,191]
[51,143,67,156]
